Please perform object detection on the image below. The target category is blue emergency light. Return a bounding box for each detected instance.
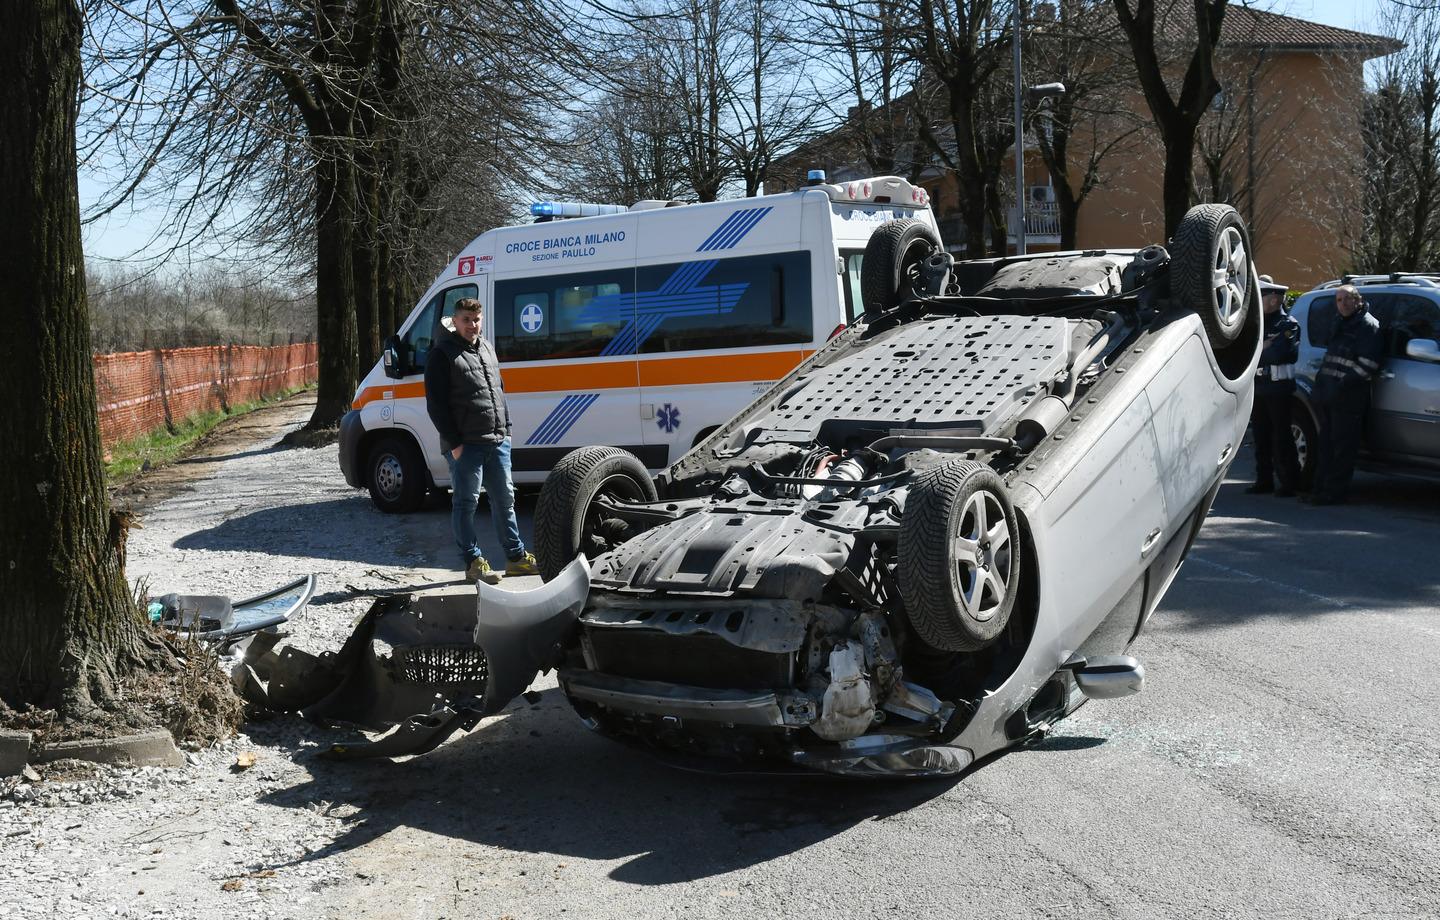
[807,169,827,185]
[529,201,628,219]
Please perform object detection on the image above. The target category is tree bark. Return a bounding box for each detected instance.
[311,144,359,428]
[1112,0,1227,237]
[353,148,381,375]
[0,0,154,713]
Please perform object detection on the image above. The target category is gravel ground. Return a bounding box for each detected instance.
[5,391,1438,920]
[0,393,536,920]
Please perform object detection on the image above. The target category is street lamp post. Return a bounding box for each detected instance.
[1013,1,1027,255]
[1012,0,1065,255]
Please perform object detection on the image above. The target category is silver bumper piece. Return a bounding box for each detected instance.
[472,555,591,715]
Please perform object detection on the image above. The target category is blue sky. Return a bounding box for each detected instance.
[77,0,1387,268]
[1287,0,1382,31]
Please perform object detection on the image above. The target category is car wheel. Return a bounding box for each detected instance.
[366,435,427,514]
[534,446,658,581]
[898,459,1021,652]
[1170,203,1254,350]
[1291,402,1318,491]
[861,218,943,313]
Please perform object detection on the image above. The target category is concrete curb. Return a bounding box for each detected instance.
[0,730,31,777]
[34,729,184,768]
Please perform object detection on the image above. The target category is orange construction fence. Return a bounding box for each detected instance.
[94,342,318,449]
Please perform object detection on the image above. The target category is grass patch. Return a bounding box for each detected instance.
[105,384,313,483]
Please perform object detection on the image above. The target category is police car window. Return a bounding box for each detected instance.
[494,268,633,362]
[1387,294,1440,356]
[840,250,865,323]
[633,251,813,354]
[403,283,477,371]
[1305,295,1337,347]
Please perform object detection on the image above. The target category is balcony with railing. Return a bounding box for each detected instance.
[1010,201,1061,242]
[937,202,1062,253]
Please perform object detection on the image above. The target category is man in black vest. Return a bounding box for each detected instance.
[1307,284,1385,506]
[425,298,538,583]
[1246,276,1302,497]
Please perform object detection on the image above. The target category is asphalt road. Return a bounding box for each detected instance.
[293,451,1440,920]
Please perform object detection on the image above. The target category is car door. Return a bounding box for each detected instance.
[1145,332,1240,520]
[395,283,480,486]
[491,266,644,478]
[1368,293,1440,464]
[1035,389,1169,649]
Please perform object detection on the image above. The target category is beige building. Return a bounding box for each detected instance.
[773,9,1397,289]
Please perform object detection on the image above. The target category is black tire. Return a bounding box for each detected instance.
[366,434,428,514]
[860,218,943,313]
[898,459,1021,652]
[1170,203,1255,351]
[534,446,658,581]
[1291,400,1318,491]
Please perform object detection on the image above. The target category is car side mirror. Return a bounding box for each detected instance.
[1404,338,1440,363]
[382,335,409,378]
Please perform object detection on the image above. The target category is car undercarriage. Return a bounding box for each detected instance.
[237,204,1263,778]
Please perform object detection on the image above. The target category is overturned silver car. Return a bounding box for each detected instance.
[253,204,1261,777]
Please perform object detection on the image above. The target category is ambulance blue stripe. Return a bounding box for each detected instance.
[546,393,599,442]
[703,206,771,252]
[526,395,579,445]
[528,393,599,446]
[715,207,769,250]
[586,207,772,356]
[599,321,638,357]
[697,208,757,252]
[696,211,748,252]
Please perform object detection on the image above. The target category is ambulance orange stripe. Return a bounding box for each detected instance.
[351,349,813,408]
[635,350,810,387]
[352,381,425,409]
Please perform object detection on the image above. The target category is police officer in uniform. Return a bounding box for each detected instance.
[1247,275,1302,496]
[1308,283,1385,505]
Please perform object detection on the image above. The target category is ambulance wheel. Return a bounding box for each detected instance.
[861,218,943,313]
[1170,204,1254,351]
[366,435,427,514]
[534,446,658,581]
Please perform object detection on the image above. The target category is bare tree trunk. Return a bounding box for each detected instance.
[312,146,359,427]
[354,150,381,373]
[0,0,156,714]
[985,180,1008,254]
[1112,0,1227,238]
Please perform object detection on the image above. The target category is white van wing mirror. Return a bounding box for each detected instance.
[1404,338,1440,363]
[382,335,408,378]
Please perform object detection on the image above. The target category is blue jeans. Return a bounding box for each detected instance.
[445,438,525,566]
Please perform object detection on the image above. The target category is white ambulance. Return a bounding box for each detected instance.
[338,174,939,512]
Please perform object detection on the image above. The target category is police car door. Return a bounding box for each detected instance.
[1368,293,1440,463]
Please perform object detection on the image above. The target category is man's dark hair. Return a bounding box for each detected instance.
[455,297,483,314]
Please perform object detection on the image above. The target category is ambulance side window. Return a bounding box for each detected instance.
[840,250,865,323]
[633,251,813,354]
[403,284,478,371]
[494,268,633,362]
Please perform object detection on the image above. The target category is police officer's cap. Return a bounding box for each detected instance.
[1257,274,1287,296]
